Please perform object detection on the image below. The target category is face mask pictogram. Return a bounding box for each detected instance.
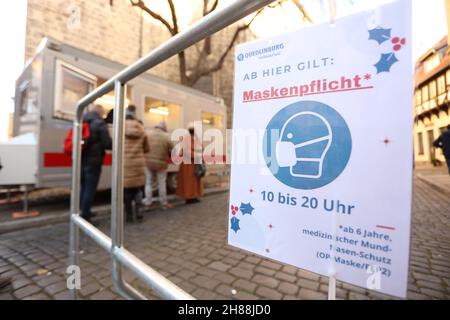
[275,112,332,179]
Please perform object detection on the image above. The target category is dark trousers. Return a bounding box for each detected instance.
[80,164,102,220]
[445,155,450,174]
[124,187,143,220]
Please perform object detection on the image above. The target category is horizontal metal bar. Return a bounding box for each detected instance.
[75,0,275,109]
[71,214,192,300]
[113,247,195,300]
[71,215,112,251]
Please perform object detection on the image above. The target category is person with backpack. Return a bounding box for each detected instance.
[80,104,112,223]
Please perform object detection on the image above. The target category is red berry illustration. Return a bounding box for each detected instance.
[391,37,399,44]
[400,38,406,45]
[393,44,401,51]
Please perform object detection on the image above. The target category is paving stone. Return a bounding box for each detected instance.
[278,281,299,296]
[36,275,63,288]
[281,265,298,275]
[90,289,117,300]
[11,278,32,291]
[190,275,220,290]
[44,281,67,295]
[297,270,320,281]
[298,288,327,300]
[407,291,430,300]
[229,267,253,280]
[23,293,50,300]
[274,271,297,283]
[214,273,235,285]
[252,275,279,289]
[244,256,262,265]
[349,292,371,300]
[80,282,101,297]
[255,286,283,300]
[413,272,442,284]
[14,285,41,299]
[208,261,231,272]
[297,278,319,291]
[420,288,447,299]
[192,288,218,300]
[233,279,257,293]
[0,292,14,300]
[254,266,276,276]
[259,260,282,271]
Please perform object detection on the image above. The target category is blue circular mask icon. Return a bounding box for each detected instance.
[263,100,352,190]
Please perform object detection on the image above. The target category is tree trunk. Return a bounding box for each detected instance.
[178,51,188,85]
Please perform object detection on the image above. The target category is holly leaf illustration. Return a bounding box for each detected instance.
[374,53,398,73]
[240,202,254,215]
[369,27,392,44]
[230,217,240,233]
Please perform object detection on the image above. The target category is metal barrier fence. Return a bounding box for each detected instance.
[69,0,276,300]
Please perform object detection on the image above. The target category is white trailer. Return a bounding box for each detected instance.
[0,38,228,192]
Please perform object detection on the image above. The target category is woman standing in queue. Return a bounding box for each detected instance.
[123,105,150,221]
[175,124,204,204]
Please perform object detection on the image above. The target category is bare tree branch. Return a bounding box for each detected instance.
[167,0,179,34]
[291,0,313,24]
[130,0,176,35]
[187,7,267,85]
[133,0,313,86]
[205,0,219,15]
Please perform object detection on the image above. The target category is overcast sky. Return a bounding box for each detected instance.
[0,0,447,141]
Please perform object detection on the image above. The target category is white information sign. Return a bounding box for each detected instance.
[228,0,412,298]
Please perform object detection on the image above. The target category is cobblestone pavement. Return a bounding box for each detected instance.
[0,177,449,300]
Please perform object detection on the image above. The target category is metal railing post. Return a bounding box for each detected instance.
[110,80,147,300]
[69,103,86,300]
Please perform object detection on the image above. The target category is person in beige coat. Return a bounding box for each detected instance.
[144,122,174,209]
[124,106,150,222]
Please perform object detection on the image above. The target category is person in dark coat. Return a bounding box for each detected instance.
[80,104,112,222]
[433,125,450,174]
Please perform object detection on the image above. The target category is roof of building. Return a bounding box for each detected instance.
[415,36,450,87]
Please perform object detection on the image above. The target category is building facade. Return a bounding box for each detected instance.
[413,37,450,165]
[25,0,254,128]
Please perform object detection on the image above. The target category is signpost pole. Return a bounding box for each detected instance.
[328,271,336,300]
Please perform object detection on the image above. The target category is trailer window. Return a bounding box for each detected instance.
[54,60,96,120]
[94,78,132,113]
[202,112,223,129]
[143,97,180,132]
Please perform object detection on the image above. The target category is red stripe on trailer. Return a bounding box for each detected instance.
[43,153,112,167]
[43,153,226,167]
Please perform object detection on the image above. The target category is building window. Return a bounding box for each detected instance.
[447,70,450,88]
[429,80,437,99]
[424,54,440,73]
[421,85,429,102]
[415,90,422,106]
[437,75,446,95]
[417,132,424,155]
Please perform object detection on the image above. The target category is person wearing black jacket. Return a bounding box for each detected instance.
[433,125,450,174]
[80,105,112,222]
